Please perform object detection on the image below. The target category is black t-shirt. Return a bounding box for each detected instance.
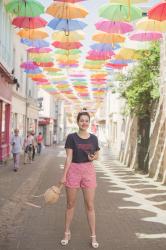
[65,132,100,163]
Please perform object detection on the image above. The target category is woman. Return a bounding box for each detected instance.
[60,111,100,248]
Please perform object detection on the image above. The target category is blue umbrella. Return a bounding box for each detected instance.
[21,38,49,48]
[110,59,133,64]
[90,43,121,51]
[48,18,87,32]
[24,68,42,74]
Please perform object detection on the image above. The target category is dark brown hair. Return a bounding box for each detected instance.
[77,112,90,122]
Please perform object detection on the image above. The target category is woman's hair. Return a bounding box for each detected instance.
[77,111,90,122]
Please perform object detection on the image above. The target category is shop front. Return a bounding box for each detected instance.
[0,63,12,162]
[38,118,54,146]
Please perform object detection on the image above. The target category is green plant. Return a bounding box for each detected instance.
[117,42,160,117]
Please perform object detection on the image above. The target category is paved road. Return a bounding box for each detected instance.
[0,145,166,250]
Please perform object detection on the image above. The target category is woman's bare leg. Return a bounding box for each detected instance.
[82,188,98,244]
[63,187,78,239]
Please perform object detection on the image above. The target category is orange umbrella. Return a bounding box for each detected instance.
[52,31,84,42]
[17,29,48,40]
[92,32,125,43]
[46,2,88,19]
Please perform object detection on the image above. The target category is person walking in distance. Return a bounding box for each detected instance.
[60,111,100,248]
[37,132,43,154]
[11,129,22,172]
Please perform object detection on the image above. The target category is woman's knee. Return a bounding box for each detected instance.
[67,201,76,210]
[85,202,95,212]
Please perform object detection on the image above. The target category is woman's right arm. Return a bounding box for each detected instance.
[60,148,73,184]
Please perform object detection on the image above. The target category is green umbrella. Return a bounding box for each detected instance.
[99,3,142,21]
[5,0,44,17]
[55,49,81,55]
[86,60,106,65]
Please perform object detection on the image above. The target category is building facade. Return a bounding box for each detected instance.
[0,0,13,162]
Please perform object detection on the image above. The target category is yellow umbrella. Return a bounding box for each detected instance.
[43,67,61,72]
[52,31,84,42]
[136,17,166,32]
[92,32,125,44]
[17,29,48,40]
[46,2,88,19]
[114,48,141,60]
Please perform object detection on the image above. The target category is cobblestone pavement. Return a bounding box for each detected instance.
[0,146,166,250]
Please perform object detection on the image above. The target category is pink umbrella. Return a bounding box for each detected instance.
[88,50,115,57]
[129,31,163,41]
[86,54,112,60]
[106,63,128,69]
[20,61,38,70]
[95,20,133,34]
[52,41,83,49]
[27,47,52,53]
[32,78,48,82]
[12,16,47,29]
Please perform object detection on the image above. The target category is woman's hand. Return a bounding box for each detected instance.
[60,175,66,184]
[88,153,96,161]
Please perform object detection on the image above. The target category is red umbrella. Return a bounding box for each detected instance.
[106,63,127,69]
[52,41,83,49]
[34,62,54,67]
[12,16,47,29]
[148,2,166,21]
[27,47,52,53]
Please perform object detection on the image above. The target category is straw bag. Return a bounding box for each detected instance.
[44,183,63,205]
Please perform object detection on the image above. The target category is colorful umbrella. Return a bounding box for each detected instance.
[129,31,163,41]
[24,68,42,74]
[34,62,54,67]
[90,43,120,51]
[12,16,47,29]
[95,20,133,34]
[99,3,142,21]
[27,47,52,53]
[5,0,44,17]
[20,38,49,47]
[52,41,83,49]
[136,17,166,32]
[46,3,88,19]
[148,2,166,21]
[111,0,149,3]
[52,31,84,42]
[48,18,87,32]
[114,48,141,60]
[55,49,81,55]
[18,29,48,40]
[55,0,86,2]
[44,68,61,72]
[20,61,38,69]
[92,33,125,43]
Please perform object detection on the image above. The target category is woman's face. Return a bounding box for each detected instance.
[77,115,90,131]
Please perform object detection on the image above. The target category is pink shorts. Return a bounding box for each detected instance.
[65,162,97,189]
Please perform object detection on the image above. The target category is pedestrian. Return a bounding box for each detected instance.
[60,111,100,248]
[31,131,36,161]
[23,131,34,164]
[53,133,57,146]
[37,132,43,154]
[11,128,22,172]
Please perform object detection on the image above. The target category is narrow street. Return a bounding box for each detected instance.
[0,146,166,250]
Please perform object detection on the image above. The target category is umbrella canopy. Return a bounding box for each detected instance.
[12,16,47,29]
[34,62,54,67]
[90,43,120,51]
[92,32,125,43]
[52,41,83,49]
[56,0,86,2]
[99,3,142,21]
[20,61,38,70]
[46,3,88,19]
[111,0,149,3]
[27,47,52,53]
[18,29,48,40]
[52,31,84,42]
[48,18,87,32]
[148,2,166,21]
[129,31,163,41]
[136,17,166,32]
[5,0,44,17]
[20,38,49,47]
[55,49,81,55]
[114,47,141,60]
[95,20,133,34]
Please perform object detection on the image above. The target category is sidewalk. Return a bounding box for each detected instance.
[0,146,166,250]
